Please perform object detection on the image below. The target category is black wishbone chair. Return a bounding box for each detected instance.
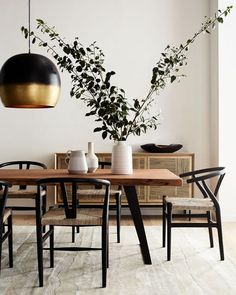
[36,177,110,288]
[162,167,225,261]
[0,180,13,274]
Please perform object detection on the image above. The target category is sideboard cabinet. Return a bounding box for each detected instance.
[54,152,194,206]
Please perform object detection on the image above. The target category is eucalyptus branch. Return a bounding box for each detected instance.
[21,5,232,141]
[124,5,233,138]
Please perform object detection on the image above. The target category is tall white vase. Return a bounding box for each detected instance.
[111,141,133,174]
[86,142,99,173]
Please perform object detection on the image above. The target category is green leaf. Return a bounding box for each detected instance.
[80,60,85,67]
[134,99,140,109]
[94,127,103,132]
[36,19,44,24]
[76,66,82,72]
[171,76,176,83]
[85,110,96,116]
[79,47,86,55]
[102,131,107,139]
[158,70,164,75]
[152,67,158,73]
[63,47,70,54]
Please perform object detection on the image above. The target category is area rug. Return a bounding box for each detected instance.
[1,225,236,295]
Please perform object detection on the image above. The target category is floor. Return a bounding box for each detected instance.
[1,222,236,295]
[12,214,236,264]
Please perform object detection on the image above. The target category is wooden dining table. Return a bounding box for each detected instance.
[0,168,182,264]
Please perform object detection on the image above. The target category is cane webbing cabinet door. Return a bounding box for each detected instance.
[146,154,194,204]
[54,152,194,206]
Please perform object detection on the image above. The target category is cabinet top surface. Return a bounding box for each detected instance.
[55,152,194,156]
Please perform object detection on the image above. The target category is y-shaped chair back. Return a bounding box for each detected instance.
[36,177,110,287]
[181,167,225,211]
[163,167,226,261]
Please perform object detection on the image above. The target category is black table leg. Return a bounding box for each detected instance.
[123,186,152,264]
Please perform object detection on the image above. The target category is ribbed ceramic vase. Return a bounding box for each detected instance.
[86,142,99,173]
[111,141,133,174]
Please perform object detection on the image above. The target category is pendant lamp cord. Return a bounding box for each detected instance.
[28,0,31,53]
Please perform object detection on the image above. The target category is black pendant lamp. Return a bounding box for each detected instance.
[0,0,61,108]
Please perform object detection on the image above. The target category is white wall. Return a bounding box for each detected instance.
[210,0,219,168]
[219,0,236,220]
[0,0,223,208]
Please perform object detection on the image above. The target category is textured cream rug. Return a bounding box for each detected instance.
[1,225,236,295]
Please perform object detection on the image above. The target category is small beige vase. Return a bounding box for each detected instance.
[86,142,99,173]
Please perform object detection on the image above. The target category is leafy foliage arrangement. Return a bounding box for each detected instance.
[22,6,232,141]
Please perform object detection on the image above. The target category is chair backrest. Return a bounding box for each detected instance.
[0,181,12,226]
[37,177,110,220]
[93,162,111,189]
[99,161,111,169]
[180,167,225,210]
[0,161,47,190]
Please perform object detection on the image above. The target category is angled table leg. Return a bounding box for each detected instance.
[123,186,152,264]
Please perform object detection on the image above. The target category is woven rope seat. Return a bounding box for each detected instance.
[7,189,46,198]
[165,196,215,211]
[7,189,37,198]
[41,208,103,226]
[77,188,121,198]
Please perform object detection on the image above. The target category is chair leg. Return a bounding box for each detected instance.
[207,211,214,248]
[107,225,109,269]
[71,226,80,243]
[167,202,172,261]
[0,222,3,274]
[36,224,44,287]
[102,224,108,288]
[8,215,13,268]
[215,210,224,260]
[49,225,54,268]
[115,194,121,243]
[162,196,166,248]
[42,196,47,234]
[188,210,191,221]
[72,226,75,243]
